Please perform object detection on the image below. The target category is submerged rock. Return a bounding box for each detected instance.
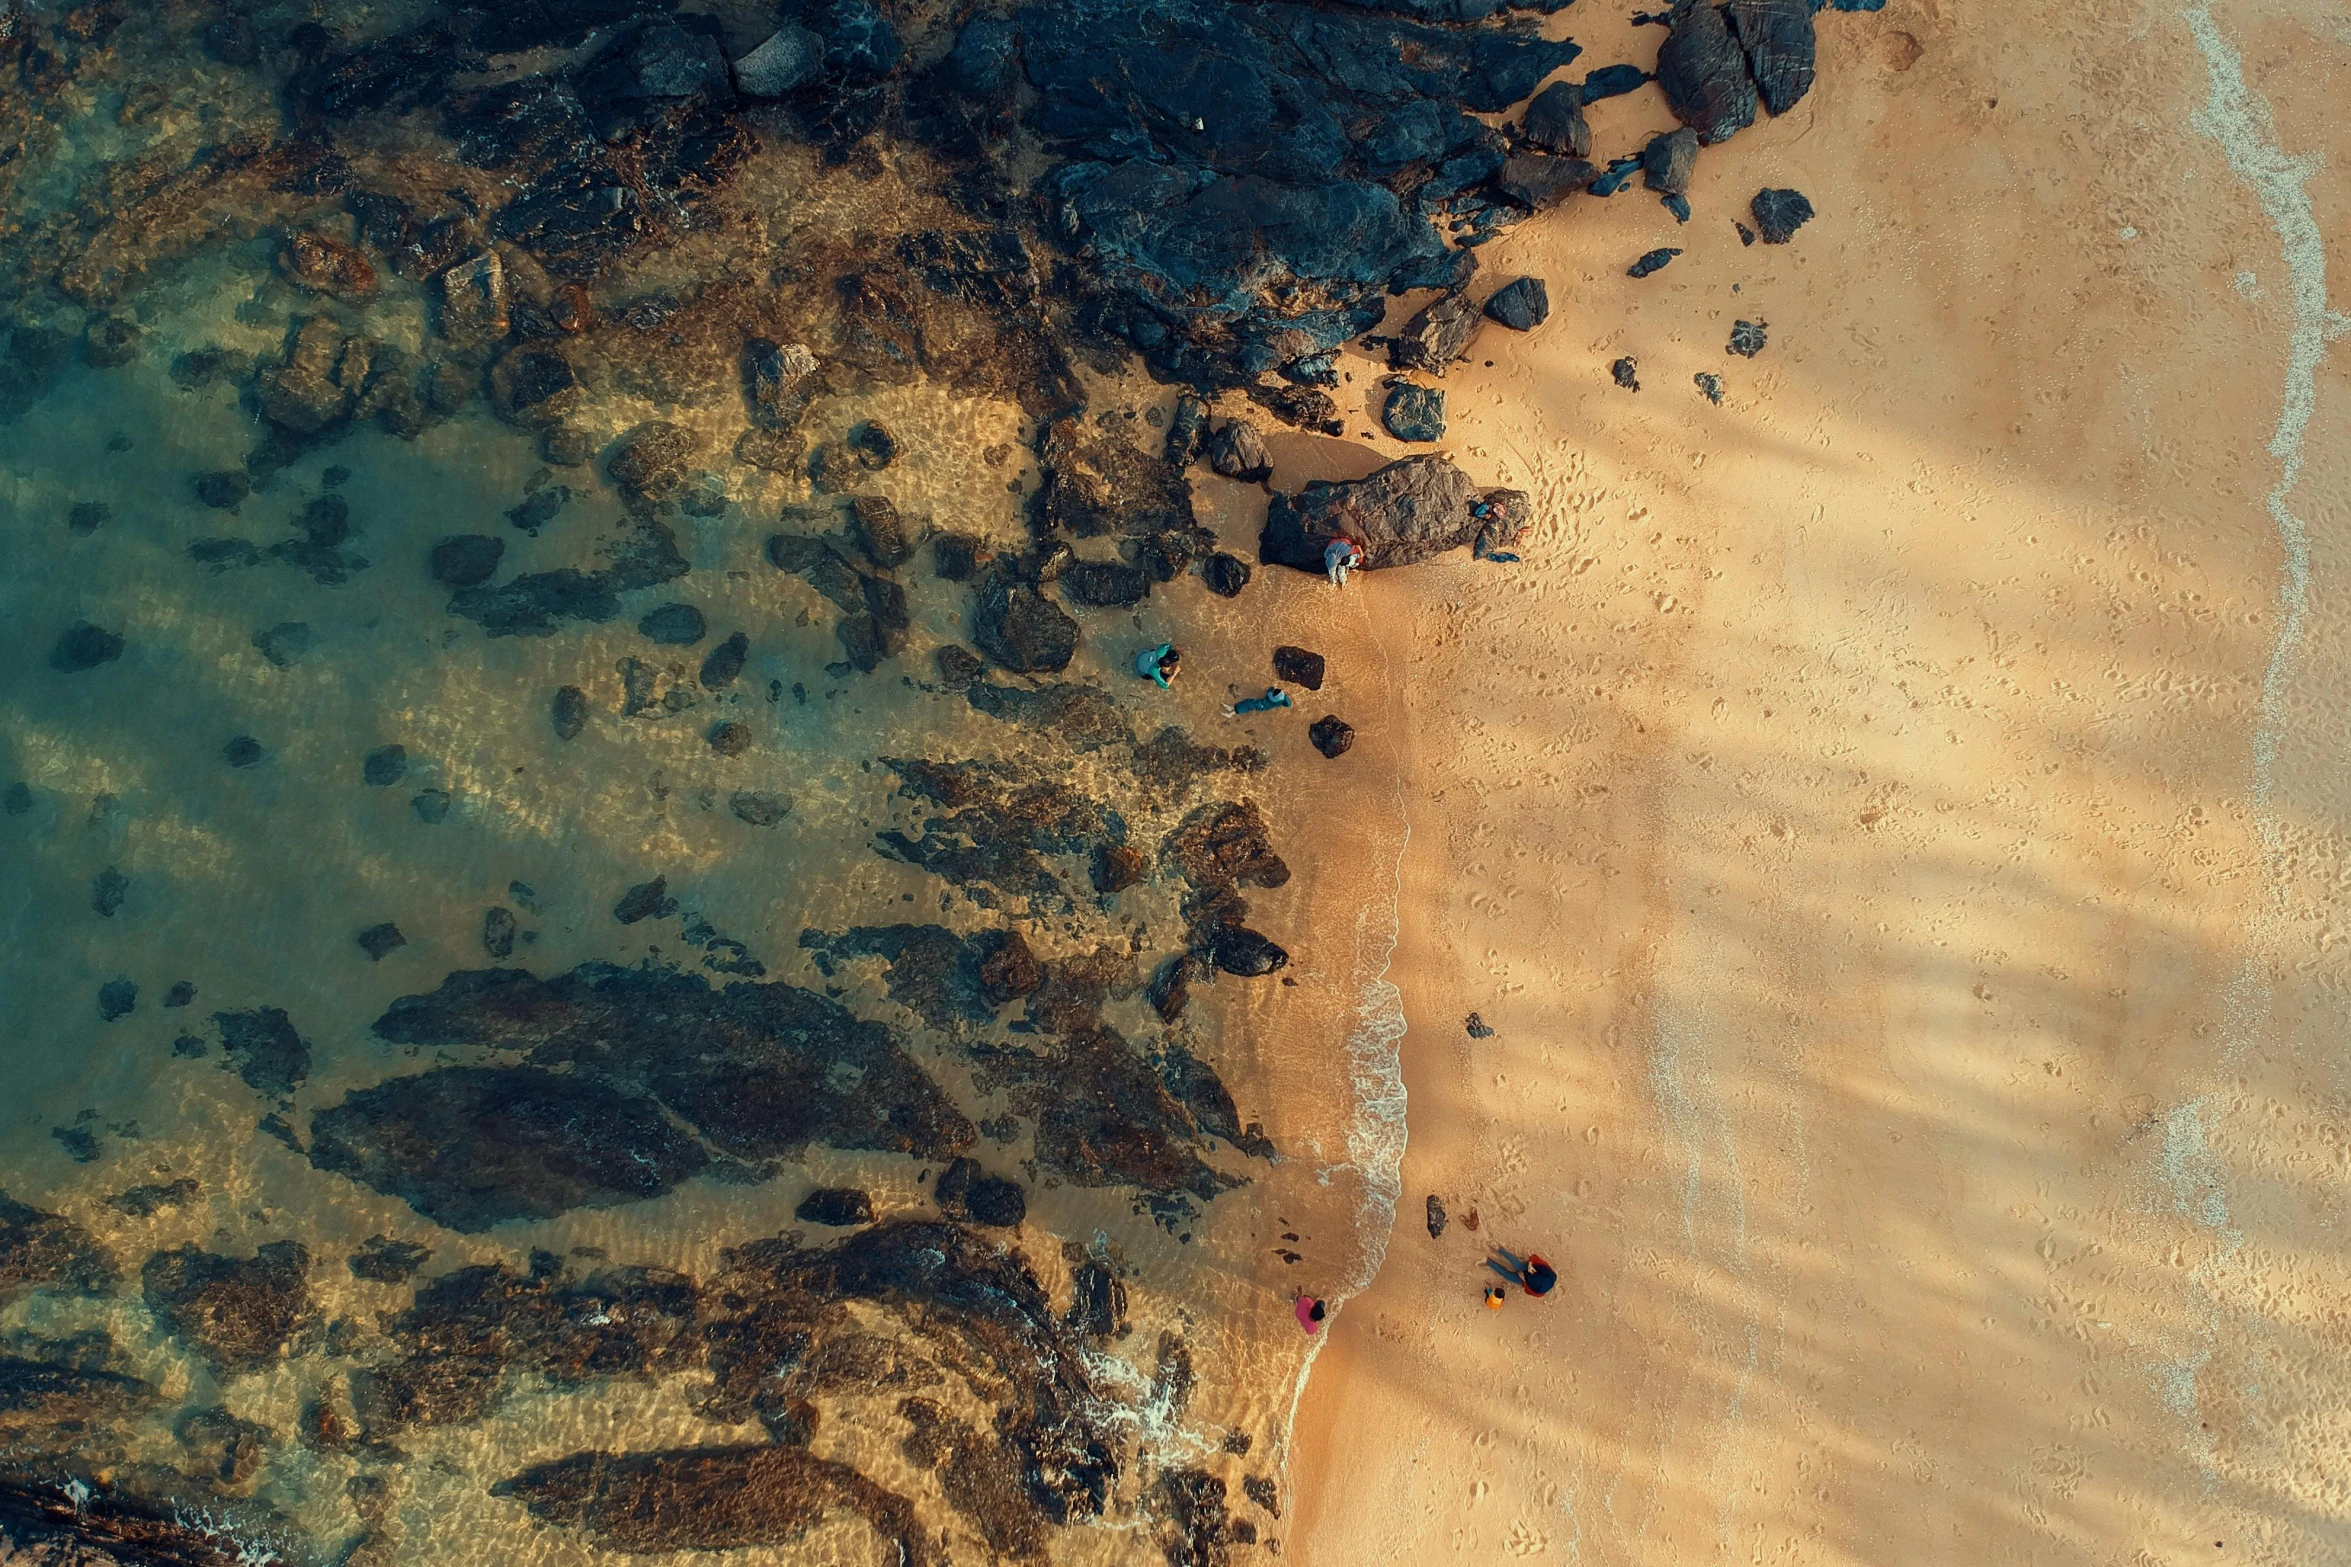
[214,1007,311,1097]
[141,1241,310,1372]
[1260,455,1527,573]
[552,685,589,740]
[47,622,123,673]
[495,1444,929,1559]
[796,1188,873,1227]
[430,534,504,587]
[972,571,1079,674]
[0,1192,115,1300]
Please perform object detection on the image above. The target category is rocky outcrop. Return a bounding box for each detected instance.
[140,1242,311,1373]
[1727,0,1817,116]
[1656,1,1758,144]
[1259,455,1527,572]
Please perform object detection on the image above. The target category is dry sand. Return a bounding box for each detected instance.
[1287,0,2351,1561]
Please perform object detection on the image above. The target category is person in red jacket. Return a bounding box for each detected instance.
[1487,1246,1557,1296]
[1324,536,1362,588]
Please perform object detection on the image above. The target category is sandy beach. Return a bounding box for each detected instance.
[1289,0,2351,1561]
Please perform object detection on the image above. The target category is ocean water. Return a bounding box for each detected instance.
[0,4,1412,1559]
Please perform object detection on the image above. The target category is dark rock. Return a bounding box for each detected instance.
[0,1360,156,1459]
[252,622,315,669]
[1260,455,1527,572]
[638,602,706,646]
[967,1176,1027,1227]
[848,421,898,469]
[613,877,675,925]
[1165,394,1209,463]
[1427,1194,1448,1237]
[357,922,407,961]
[224,735,265,767]
[977,930,1044,1005]
[429,534,504,587]
[1518,81,1590,158]
[796,1188,873,1228]
[968,682,1133,752]
[92,867,127,919]
[1382,382,1445,443]
[164,981,196,1008]
[609,422,699,501]
[1657,0,1759,143]
[1695,371,1726,405]
[741,338,815,433]
[731,791,791,827]
[1040,418,1194,540]
[1201,552,1252,597]
[1093,842,1147,895]
[1496,152,1597,211]
[47,622,123,672]
[1309,715,1356,758]
[1663,191,1693,222]
[1581,62,1653,102]
[1752,186,1814,243]
[280,230,378,298]
[700,632,749,689]
[326,965,973,1226]
[1243,1475,1280,1515]
[1205,420,1272,483]
[1166,801,1291,895]
[552,685,589,740]
[972,572,1079,674]
[1628,247,1682,279]
[362,744,408,786]
[507,488,567,535]
[141,1241,310,1372]
[215,1007,311,1096]
[848,495,914,568]
[176,1405,273,1486]
[490,345,580,426]
[707,721,752,757]
[68,501,110,533]
[355,1252,703,1434]
[1642,126,1700,196]
[0,1195,115,1298]
[1484,276,1549,330]
[412,788,452,823]
[1466,1011,1496,1038]
[935,647,985,688]
[53,1127,100,1163]
[1389,292,1480,373]
[1272,646,1326,690]
[494,1444,927,1557]
[1061,560,1151,609]
[98,981,137,1022]
[84,314,140,368]
[189,537,262,572]
[483,906,518,959]
[542,423,598,465]
[436,250,508,351]
[1729,318,1770,357]
[932,532,983,581]
[348,1235,431,1283]
[1213,926,1288,977]
[107,1177,200,1218]
[1727,0,1816,116]
[1612,356,1641,390]
[734,25,824,96]
[256,317,357,434]
[1244,381,1343,435]
[313,1064,711,1233]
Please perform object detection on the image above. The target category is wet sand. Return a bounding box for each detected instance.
[1290,0,2351,1560]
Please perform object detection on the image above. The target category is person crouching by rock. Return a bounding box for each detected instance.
[1324,536,1362,588]
[1134,643,1181,688]
[1487,1246,1557,1297]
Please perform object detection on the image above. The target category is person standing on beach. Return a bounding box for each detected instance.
[1324,536,1361,588]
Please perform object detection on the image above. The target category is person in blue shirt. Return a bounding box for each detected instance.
[1228,687,1290,716]
[1134,644,1181,688]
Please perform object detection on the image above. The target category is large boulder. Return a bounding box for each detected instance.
[972,572,1079,673]
[1483,276,1549,331]
[1656,0,1758,144]
[1259,455,1528,572]
[1388,292,1479,373]
[1517,80,1590,158]
[1726,0,1816,116]
[1641,127,1699,197]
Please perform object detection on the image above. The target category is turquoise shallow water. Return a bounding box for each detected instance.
[0,7,1413,1558]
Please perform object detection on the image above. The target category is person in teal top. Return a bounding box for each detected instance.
[1135,644,1181,688]
[1228,687,1290,716]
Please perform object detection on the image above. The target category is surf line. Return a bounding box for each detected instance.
[2165,0,2345,1480]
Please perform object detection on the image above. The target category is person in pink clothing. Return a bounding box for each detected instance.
[1295,1295,1327,1333]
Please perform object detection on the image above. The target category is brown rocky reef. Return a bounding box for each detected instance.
[308,962,974,1230]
